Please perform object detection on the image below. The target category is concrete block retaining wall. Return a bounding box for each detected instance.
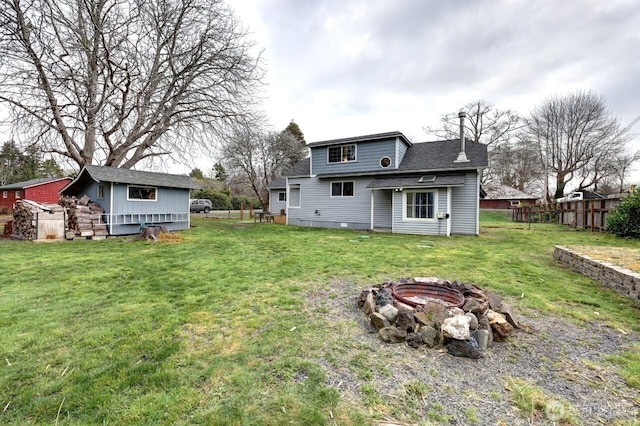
[554,245,640,302]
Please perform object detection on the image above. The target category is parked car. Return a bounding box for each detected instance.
[190,199,212,213]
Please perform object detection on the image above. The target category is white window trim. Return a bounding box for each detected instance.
[327,144,357,164]
[15,190,21,199]
[97,184,105,199]
[2,191,7,198]
[126,185,157,202]
[330,181,355,197]
[402,189,438,222]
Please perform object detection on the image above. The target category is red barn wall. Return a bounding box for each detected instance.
[1,179,71,210]
[0,190,19,209]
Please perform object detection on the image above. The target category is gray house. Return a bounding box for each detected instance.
[60,165,199,235]
[272,118,488,236]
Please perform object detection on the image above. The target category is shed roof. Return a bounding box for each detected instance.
[60,165,199,195]
[0,177,71,190]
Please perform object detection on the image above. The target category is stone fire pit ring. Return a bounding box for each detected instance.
[391,282,465,308]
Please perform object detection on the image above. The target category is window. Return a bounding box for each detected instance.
[97,185,104,199]
[380,156,391,168]
[289,185,301,207]
[127,185,156,201]
[278,192,286,202]
[328,144,356,163]
[2,191,6,198]
[331,181,354,197]
[406,191,436,219]
[15,190,21,199]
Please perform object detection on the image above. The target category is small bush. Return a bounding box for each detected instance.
[606,188,640,238]
[0,206,12,215]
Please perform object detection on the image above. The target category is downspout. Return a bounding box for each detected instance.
[109,182,114,235]
[475,173,481,235]
[447,187,452,236]
[370,190,375,230]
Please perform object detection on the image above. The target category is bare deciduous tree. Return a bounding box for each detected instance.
[0,0,264,169]
[525,90,634,201]
[425,99,520,147]
[220,128,308,209]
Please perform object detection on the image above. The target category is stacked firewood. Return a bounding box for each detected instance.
[59,195,108,237]
[11,200,64,240]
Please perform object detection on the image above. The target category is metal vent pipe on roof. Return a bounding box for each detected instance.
[454,110,470,163]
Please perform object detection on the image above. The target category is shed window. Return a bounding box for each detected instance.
[97,185,104,199]
[128,185,156,201]
[331,181,354,197]
[2,191,6,198]
[405,191,436,220]
[328,144,356,163]
[15,190,21,199]
[278,191,286,202]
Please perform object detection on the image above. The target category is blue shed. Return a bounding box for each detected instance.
[60,165,199,236]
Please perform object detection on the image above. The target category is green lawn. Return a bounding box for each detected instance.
[1,212,638,424]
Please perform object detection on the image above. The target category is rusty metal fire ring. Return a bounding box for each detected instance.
[391,283,465,308]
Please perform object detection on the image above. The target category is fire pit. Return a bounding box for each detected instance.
[391,282,465,308]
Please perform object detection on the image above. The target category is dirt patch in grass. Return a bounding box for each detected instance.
[306,279,640,425]
[568,245,640,273]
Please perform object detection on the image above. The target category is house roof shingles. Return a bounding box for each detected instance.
[61,164,199,195]
[367,174,466,189]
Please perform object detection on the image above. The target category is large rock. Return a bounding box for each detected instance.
[379,304,399,324]
[375,287,394,307]
[370,312,391,330]
[363,292,376,316]
[416,301,449,328]
[484,290,503,310]
[420,325,440,348]
[441,314,471,340]
[379,326,407,343]
[447,335,483,359]
[486,309,514,340]
[463,297,488,314]
[396,307,417,332]
[500,303,520,329]
[465,312,479,330]
[477,314,494,348]
[406,332,423,349]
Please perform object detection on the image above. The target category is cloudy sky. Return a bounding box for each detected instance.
[229,0,640,147]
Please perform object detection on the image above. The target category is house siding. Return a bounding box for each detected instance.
[396,139,409,166]
[269,190,287,215]
[450,172,480,235]
[311,138,400,175]
[391,188,449,235]
[286,176,372,229]
[372,189,392,229]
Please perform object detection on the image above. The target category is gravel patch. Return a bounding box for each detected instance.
[305,279,640,425]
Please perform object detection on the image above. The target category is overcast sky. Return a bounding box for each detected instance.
[229,0,640,147]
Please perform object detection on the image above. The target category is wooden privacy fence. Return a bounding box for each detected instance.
[512,194,624,231]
